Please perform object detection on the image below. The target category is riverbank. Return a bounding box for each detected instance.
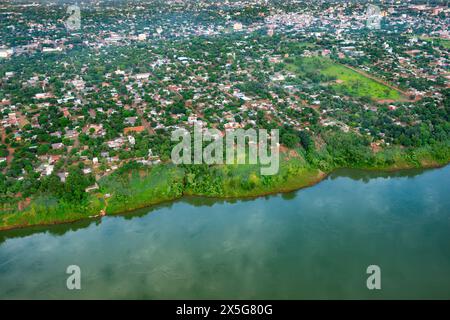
[2,136,450,231]
[1,151,449,231]
[3,164,450,299]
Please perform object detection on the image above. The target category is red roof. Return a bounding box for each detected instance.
[124,126,145,134]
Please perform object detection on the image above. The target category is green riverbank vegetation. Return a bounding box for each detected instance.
[2,129,449,230]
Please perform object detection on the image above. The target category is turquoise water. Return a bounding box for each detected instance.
[1,166,450,299]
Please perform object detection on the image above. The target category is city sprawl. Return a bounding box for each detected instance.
[0,0,449,229]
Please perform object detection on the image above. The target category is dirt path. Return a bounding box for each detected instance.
[136,106,155,134]
[1,128,14,171]
[16,111,29,128]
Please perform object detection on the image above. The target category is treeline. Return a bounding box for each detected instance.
[0,165,95,205]
[306,129,450,171]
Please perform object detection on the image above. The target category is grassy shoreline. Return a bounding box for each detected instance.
[1,155,449,231]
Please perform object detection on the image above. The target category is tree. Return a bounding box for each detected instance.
[281,133,299,148]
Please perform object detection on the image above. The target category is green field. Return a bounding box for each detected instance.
[321,64,402,100]
[440,39,450,49]
[286,57,403,101]
[419,36,450,49]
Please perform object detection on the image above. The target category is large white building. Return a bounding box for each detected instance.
[0,48,13,58]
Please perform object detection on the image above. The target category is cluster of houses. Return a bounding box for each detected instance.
[1,0,448,190]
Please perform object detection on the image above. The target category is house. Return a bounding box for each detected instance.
[125,116,137,126]
[35,93,54,99]
[42,47,63,53]
[270,73,285,81]
[44,164,54,176]
[57,172,69,183]
[49,155,61,164]
[0,48,13,58]
[65,130,78,139]
[72,79,85,90]
[0,99,11,106]
[233,22,243,31]
[134,73,151,80]
[138,33,147,41]
[105,33,123,43]
[51,143,64,150]
[107,138,124,149]
[188,115,198,125]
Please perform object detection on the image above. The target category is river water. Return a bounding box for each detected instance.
[1,166,449,299]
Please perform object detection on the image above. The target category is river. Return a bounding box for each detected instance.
[1,166,450,299]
